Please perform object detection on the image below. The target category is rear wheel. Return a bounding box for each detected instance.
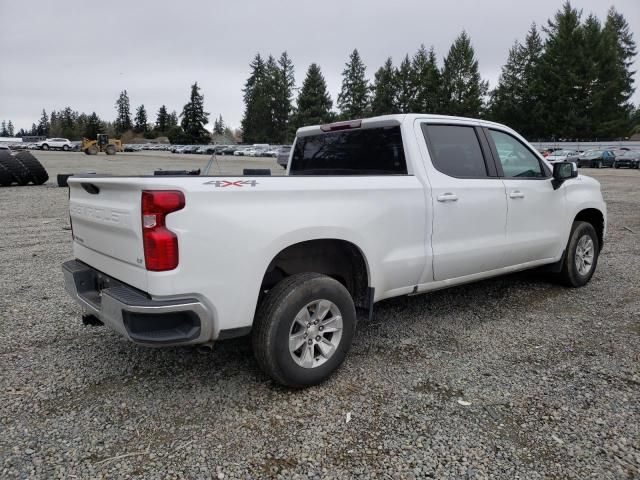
[595,160,603,168]
[252,273,357,388]
[557,221,599,287]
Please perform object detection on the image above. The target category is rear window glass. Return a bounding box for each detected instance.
[422,124,488,178]
[290,126,407,175]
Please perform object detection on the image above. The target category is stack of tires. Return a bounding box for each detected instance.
[0,151,49,187]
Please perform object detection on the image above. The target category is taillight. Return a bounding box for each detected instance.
[141,190,185,271]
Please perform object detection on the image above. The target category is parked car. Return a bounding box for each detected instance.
[546,149,579,164]
[576,150,615,168]
[613,150,640,169]
[219,146,238,155]
[37,138,74,151]
[542,148,563,157]
[62,114,606,388]
[276,145,292,168]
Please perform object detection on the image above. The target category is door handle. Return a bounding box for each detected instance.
[509,191,525,199]
[437,193,458,202]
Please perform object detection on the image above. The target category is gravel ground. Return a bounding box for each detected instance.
[1,152,639,479]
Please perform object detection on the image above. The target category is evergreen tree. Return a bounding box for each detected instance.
[337,49,370,119]
[395,54,414,113]
[490,24,545,138]
[271,51,296,143]
[441,31,488,117]
[7,121,14,137]
[1,121,8,136]
[49,111,59,137]
[292,63,334,130]
[115,90,132,135]
[241,53,272,143]
[168,111,179,128]
[213,114,225,134]
[594,7,637,137]
[410,45,442,113]
[539,2,586,138]
[30,123,38,136]
[59,107,77,139]
[180,82,210,143]
[84,112,104,139]
[134,105,148,133]
[371,57,398,116]
[37,109,49,136]
[156,105,170,132]
[223,126,235,141]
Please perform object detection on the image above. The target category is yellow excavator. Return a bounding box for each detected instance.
[81,134,123,155]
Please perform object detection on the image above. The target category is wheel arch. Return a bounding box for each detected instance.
[259,239,371,309]
[574,208,605,248]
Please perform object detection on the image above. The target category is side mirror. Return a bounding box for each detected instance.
[552,161,578,190]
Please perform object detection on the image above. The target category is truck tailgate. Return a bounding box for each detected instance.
[68,179,147,287]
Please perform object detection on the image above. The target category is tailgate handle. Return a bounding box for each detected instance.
[81,183,100,195]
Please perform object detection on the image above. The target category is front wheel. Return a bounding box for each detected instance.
[41,144,49,151]
[557,221,599,287]
[252,273,357,388]
[62,145,69,151]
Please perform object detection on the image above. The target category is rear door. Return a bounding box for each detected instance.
[484,128,566,265]
[418,121,508,281]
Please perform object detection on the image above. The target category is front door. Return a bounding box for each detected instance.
[485,128,566,265]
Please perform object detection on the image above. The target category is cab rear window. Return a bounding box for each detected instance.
[290,126,407,175]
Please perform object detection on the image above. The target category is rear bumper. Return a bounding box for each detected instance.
[62,260,214,345]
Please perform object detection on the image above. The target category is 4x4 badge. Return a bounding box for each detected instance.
[203,180,258,188]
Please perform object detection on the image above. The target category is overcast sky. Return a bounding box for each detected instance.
[1,0,639,132]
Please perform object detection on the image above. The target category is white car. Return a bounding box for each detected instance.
[62,114,606,388]
[546,149,579,164]
[38,138,73,151]
[233,148,250,156]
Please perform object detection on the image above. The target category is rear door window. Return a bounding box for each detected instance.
[290,126,407,175]
[421,124,489,178]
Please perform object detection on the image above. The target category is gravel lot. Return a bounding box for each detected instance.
[1,151,638,479]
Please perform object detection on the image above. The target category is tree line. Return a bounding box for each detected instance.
[241,2,637,143]
[3,83,230,144]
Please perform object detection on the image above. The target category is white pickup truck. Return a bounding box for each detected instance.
[63,114,606,387]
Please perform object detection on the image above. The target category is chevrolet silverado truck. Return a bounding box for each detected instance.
[62,114,606,388]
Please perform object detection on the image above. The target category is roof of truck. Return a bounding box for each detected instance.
[296,114,511,137]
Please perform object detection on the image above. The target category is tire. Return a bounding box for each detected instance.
[105,145,116,155]
[596,160,603,169]
[16,151,49,185]
[41,144,49,151]
[557,221,599,288]
[0,161,13,186]
[62,145,69,151]
[57,173,73,187]
[252,273,357,388]
[0,151,30,186]
[88,145,99,155]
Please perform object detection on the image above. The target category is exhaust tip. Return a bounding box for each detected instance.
[196,343,214,354]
